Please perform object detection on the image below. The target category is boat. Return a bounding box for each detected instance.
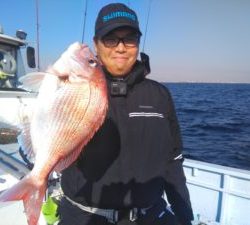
[0,23,37,129]
[0,24,46,225]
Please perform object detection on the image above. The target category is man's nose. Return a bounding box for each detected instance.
[116,41,126,52]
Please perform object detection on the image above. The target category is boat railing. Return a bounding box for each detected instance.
[183,158,250,225]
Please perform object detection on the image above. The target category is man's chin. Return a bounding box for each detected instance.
[108,68,128,77]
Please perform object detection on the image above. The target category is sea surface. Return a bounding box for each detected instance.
[164,82,250,170]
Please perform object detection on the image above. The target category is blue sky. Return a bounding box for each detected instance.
[1,0,250,83]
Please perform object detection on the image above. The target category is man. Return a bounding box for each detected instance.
[58,3,193,225]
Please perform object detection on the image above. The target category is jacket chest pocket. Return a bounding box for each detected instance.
[127,111,169,145]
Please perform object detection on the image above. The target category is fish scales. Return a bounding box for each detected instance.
[32,80,105,176]
[54,81,107,171]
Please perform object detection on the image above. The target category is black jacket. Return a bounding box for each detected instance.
[61,61,193,224]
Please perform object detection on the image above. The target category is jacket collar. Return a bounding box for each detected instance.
[103,60,147,88]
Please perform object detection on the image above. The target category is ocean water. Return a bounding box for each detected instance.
[165,83,250,170]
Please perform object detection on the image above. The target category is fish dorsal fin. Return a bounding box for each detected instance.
[19,72,47,92]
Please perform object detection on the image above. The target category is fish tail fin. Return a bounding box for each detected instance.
[0,175,47,225]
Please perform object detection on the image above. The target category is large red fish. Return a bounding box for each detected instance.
[0,42,108,225]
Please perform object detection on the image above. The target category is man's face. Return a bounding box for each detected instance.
[94,27,140,77]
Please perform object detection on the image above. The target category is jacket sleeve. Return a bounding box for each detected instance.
[165,159,193,225]
[164,90,194,225]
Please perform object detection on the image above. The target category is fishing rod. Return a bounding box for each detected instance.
[142,0,153,52]
[82,0,88,43]
[35,0,40,71]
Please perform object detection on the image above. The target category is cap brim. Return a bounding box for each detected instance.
[95,22,142,38]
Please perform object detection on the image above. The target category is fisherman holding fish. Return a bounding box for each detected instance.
[58,3,193,225]
[0,3,193,225]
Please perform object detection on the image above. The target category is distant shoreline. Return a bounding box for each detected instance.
[161,81,250,85]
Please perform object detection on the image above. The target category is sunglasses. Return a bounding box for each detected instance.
[101,34,140,48]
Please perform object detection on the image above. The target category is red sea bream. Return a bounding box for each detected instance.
[0,42,108,225]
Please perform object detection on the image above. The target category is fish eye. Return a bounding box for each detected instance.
[88,59,98,68]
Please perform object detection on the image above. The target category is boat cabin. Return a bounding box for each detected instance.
[0,25,35,89]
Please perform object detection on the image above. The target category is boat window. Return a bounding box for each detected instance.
[0,45,17,74]
[0,44,17,88]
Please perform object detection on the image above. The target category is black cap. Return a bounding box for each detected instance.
[95,3,142,38]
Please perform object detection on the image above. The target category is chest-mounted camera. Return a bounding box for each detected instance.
[110,80,127,96]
